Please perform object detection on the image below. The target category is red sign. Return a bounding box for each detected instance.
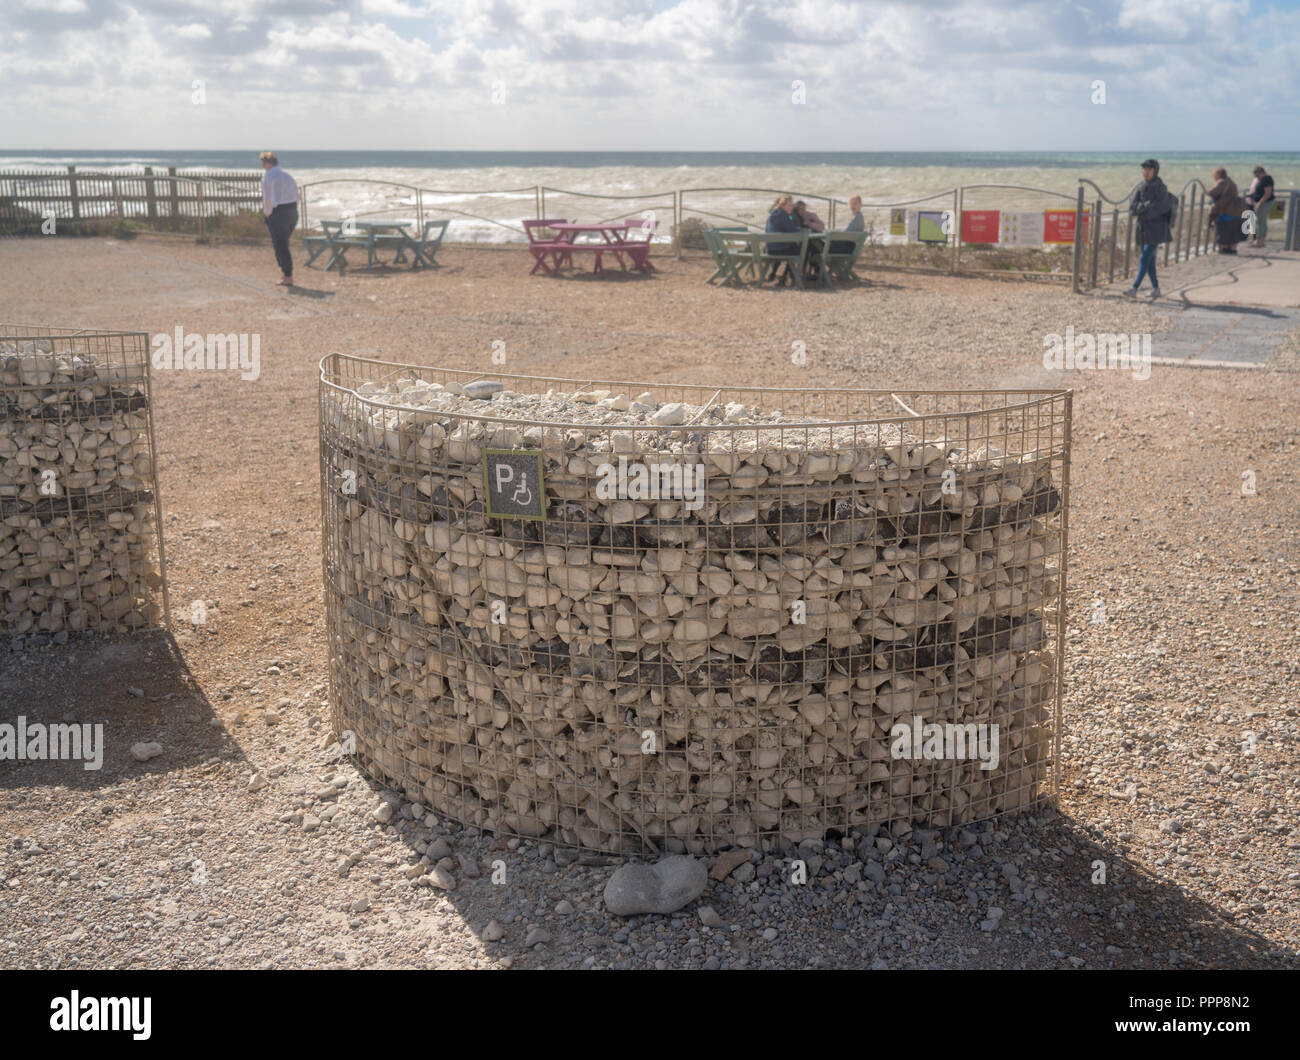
[1043,209,1090,244]
[961,210,1000,244]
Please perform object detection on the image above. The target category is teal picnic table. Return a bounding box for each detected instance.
[706,228,868,287]
[306,219,448,271]
[711,229,813,287]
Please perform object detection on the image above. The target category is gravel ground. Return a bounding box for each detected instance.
[0,237,1295,969]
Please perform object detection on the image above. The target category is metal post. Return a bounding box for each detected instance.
[1089,198,1100,286]
[1070,185,1085,293]
[1108,207,1118,283]
[539,186,546,220]
[1285,190,1298,252]
[1194,187,1206,257]
[1124,212,1133,280]
[674,189,683,261]
[951,189,961,275]
[416,188,423,230]
[1172,190,1184,263]
[953,187,962,274]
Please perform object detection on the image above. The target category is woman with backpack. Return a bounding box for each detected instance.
[1124,158,1175,300]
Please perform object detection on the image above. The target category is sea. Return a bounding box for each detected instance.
[3,150,1294,242]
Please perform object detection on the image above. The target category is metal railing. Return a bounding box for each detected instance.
[12,167,1285,285]
[1070,176,1239,292]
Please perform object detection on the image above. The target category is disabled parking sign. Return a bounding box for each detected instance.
[483,449,546,520]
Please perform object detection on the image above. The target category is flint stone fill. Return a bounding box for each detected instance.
[321,369,1066,854]
[604,855,708,915]
[0,337,162,636]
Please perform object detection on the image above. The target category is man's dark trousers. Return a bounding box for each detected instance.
[265,203,298,277]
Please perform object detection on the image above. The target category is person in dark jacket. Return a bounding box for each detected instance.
[793,200,825,279]
[1244,165,1274,247]
[765,195,801,284]
[1124,158,1174,300]
[1207,168,1245,254]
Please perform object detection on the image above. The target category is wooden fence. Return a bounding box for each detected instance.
[0,166,262,232]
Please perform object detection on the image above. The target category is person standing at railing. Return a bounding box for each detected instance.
[1244,166,1274,248]
[1207,168,1245,255]
[259,151,299,287]
[1124,158,1175,301]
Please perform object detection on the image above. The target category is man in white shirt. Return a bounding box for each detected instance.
[259,151,298,286]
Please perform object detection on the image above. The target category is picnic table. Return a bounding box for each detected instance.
[526,219,656,276]
[709,229,813,288]
[705,228,868,288]
[305,219,448,272]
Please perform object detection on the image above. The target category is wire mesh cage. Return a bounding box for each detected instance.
[320,353,1071,855]
[0,324,168,636]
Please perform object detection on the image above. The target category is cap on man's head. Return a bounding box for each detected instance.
[1141,158,1159,173]
[259,151,279,166]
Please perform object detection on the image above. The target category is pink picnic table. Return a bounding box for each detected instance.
[544,221,656,276]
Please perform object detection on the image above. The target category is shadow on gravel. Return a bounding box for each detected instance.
[0,630,238,792]
[1028,812,1294,969]
[355,798,1297,969]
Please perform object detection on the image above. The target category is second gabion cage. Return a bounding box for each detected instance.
[1,324,167,636]
[321,354,1070,855]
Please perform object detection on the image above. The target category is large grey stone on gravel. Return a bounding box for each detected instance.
[603,855,707,916]
[463,380,504,400]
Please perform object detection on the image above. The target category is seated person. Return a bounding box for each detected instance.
[765,195,801,281]
[844,195,865,232]
[794,200,825,277]
[794,200,825,233]
[831,195,865,254]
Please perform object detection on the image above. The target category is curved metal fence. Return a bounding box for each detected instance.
[5,167,1269,287]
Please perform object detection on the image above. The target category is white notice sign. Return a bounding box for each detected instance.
[999,211,1044,246]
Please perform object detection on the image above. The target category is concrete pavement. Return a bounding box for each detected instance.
[1101,246,1299,368]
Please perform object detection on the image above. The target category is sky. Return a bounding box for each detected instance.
[1,0,1298,151]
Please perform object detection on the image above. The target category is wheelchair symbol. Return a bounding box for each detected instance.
[511,473,532,507]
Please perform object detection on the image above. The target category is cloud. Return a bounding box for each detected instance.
[0,0,1296,148]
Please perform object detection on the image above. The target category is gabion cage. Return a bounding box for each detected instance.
[0,325,168,636]
[320,353,1071,855]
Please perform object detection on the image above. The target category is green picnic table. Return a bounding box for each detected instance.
[305,219,449,271]
[706,227,868,288]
